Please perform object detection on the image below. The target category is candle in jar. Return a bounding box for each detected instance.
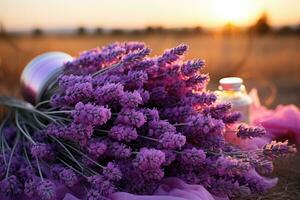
[215,77,252,123]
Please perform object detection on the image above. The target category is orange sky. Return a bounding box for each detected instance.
[0,0,299,31]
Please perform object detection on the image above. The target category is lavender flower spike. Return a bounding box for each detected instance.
[72,102,111,126]
[179,148,206,167]
[109,124,138,142]
[159,132,186,149]
[36,180,56,200]
[103,162,122,182]
[133,148,165,170]
[181,59,205,77]
[237,124,266,139]
[158,44,188,64]
[115,108,146,128]
[122,48,151,66]
[263,140,296,160]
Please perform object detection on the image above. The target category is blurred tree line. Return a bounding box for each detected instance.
[1,12,300,37]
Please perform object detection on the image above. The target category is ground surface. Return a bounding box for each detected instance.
[0,34,300,199]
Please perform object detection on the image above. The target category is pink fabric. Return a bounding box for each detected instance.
[110,178,226,200]
[250,88,300,144]
[225,88,300,149]
[60,177,228,200]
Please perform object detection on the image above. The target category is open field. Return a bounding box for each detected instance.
[1,34,300,107]
[0,34,300,199]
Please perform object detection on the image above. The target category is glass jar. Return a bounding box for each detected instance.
[215,77,252,123]
[20,52,73,105]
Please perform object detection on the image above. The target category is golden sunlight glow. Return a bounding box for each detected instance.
[212,0,258,25]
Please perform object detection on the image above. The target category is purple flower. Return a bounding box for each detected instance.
[133,148,165,170]
[237,124,266,139]
[179,148,206,167]
[0,175,22,196]
[149,86,167,103]
[50,164,64,179]
[121,48,151,66]
[216,156,250,177]
[24,176,38,197]
[141,108,160,122]
[64,82,94,105]
[223,112,242,124]
[181,59,205,76]
[132,59,155,71]
[107,142,132,159]
[123,70,148,89]
[58,74,92,90]
[66,122,94,145]
[137,89,150,104]
[72,102,111,126]
[141,168,164,181]
[115,109,146,128]
[182,92,216,106]
[109,124,138,142]
[185,74,209,90]
[157,44,188,64]
[263,140,297,160]
[119,91,143,108]
[148,120,176,138]
[162,105,194,123]
[123,41,145,52]
[87,175,106,188]
[93,75,121,86]
[59,168,78,187]
[45,123,68,138]
[30,143,54,160]
[204,103,232,119]
[94,83,124,104]
[50,94,66,107]
[158,132,186,149]
[184,114,225,136]
[36,180,56,200]
[255,161,274,175]
[103,162,122,182]
[87,140,107,158]
[89,176,116,196]
[64,46,125,75]
[162,150,177,166]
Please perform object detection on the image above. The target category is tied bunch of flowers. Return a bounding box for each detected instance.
[0,41,296,200]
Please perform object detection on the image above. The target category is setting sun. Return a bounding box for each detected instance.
[212,0,259,25]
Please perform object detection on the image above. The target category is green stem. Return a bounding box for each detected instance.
[35,99,51,109]
[173,123,188,127]
[23,138,33,169]
[0,96,60,125]
[92,63,120,77]
[139,135,159,142]
[36,158,44,181]
[57,157,88,178]
[33,113,47,128]
[43,110,72,114]
[63,142,104,169]
[0,111,11,165]
[49,136,84,171]
[15,111,36,145]
[5,132,20,178]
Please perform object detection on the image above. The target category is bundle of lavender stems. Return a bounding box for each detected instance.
[0,42,296,200]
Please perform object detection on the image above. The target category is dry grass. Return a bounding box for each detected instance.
[0,34,300,199]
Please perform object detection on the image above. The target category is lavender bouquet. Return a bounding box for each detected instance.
[0,42,296,200]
